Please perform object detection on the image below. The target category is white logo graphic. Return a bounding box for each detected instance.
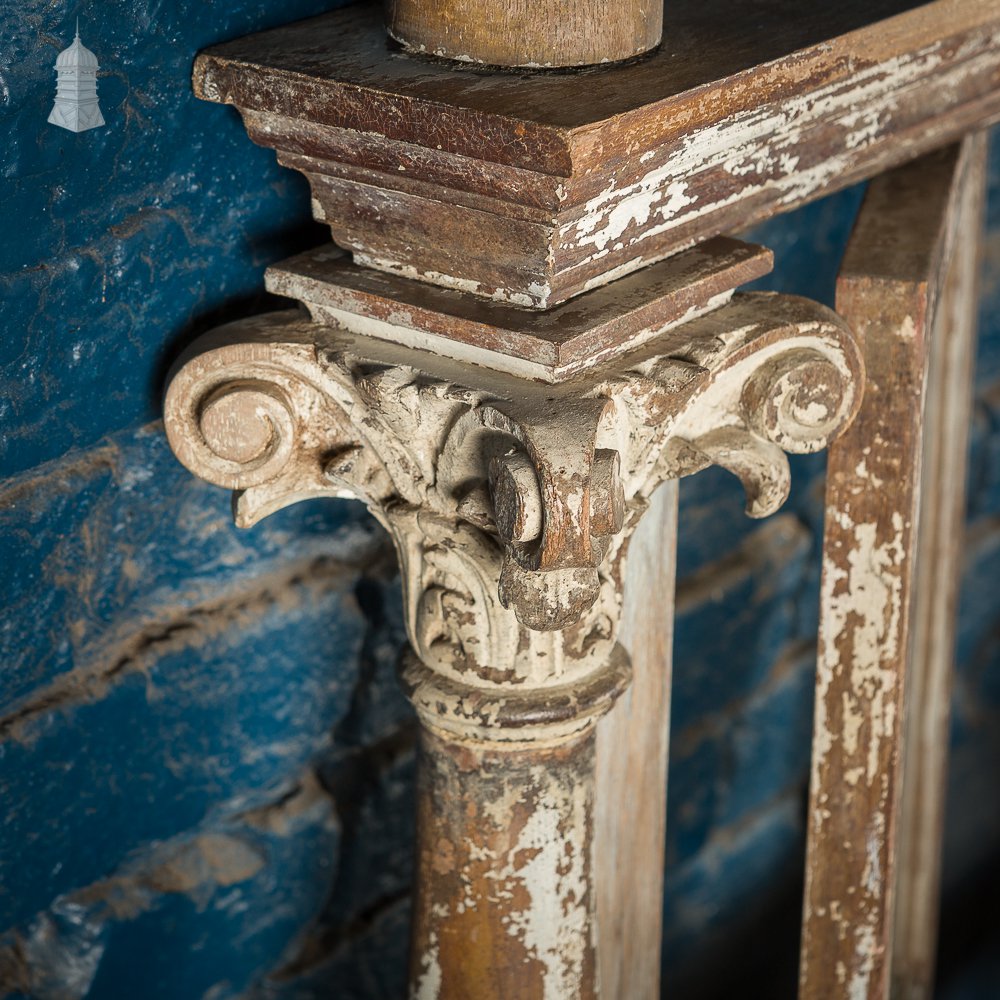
[49,20,105,133]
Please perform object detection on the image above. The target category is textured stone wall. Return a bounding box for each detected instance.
[2,3,999,998]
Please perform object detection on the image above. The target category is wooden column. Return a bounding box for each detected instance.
[385,0,662,68]
[410,726,601,999]
[165,287,862,1000]
[799,137,986,1000]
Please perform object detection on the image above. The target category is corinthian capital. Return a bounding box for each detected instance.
[165,283,861,741]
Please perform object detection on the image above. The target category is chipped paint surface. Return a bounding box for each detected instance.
[410,729,597,1000]
[819,513,905,781]
[799,142,991,1000]
[196,3,1000,306]
[803,387,920,1000]
[490,778,591,999]
[353,254,551,310]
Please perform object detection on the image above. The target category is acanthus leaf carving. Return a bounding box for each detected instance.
[164,292,863,739]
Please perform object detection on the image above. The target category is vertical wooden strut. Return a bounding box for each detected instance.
[595,481,678,999]
[891,134,986,1000]
[385,0,662,68]
[800,137,986,1000]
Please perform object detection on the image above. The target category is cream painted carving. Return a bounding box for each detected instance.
[165,292,862,742]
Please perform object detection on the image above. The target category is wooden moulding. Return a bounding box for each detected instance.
[194,0,1000,308]
[265,236,772,381]
[385,0,662,69]
[799,139,986,1000]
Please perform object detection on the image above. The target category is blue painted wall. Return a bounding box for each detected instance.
[2,2,999,997]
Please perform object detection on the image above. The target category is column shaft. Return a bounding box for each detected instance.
[409,726,598,1000]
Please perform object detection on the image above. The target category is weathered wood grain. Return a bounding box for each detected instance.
[890,134,987,1000]
[266,237,772,381]
[595,480,677,1000]
[386,0,661,68]
[410,724,600,1000]
[195,0,1000,306]
[800,141,983,1000]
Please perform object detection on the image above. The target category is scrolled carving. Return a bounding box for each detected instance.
[196,381,296,488]
[490,449,542,544]
[741,347,853,453]
[164,291,863,740]
[665,429,792,519]
[637,292,863,519]
[473,399,627,630]
[590,449,626,539]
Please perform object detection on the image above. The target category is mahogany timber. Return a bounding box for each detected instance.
[193,0,1000,307]
[265,237,772,381]
[386,0,662,69]
[800,141,983,1000]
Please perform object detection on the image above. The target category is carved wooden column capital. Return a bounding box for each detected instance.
[165,284,861,742]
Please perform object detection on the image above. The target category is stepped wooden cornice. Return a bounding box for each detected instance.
[193,0,1000,307]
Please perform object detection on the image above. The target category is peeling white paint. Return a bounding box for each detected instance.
[821,514,905,782]
[575,171,697,254]
[354,252,551,309]
[488,775,591,1000]
[564,34,1000,282]
[412,927,444,1000]
[849,924,877,1000]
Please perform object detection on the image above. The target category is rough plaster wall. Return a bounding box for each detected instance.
[1,3,1000,999]
[0,0,345,476]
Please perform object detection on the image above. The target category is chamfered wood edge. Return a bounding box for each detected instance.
[889,132,986,1000]
[799,138,983,1000]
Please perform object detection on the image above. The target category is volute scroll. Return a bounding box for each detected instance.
[164,291,863,711]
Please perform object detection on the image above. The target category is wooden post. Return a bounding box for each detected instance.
[890,133,987,1000]
[595,480,678,1000]
[799,138,986,1000]
[385,0,662,68]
